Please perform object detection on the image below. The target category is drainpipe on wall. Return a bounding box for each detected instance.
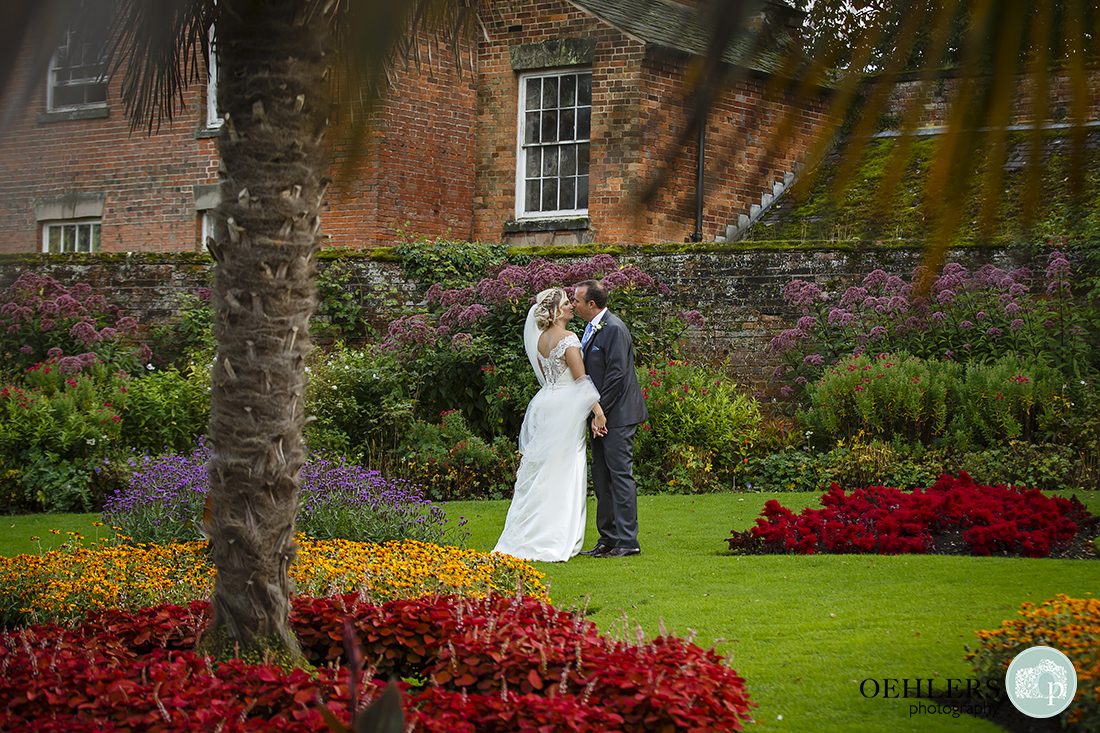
[690,111,705,242]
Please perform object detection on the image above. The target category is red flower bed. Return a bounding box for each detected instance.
[727,472,1098,558]
[0,594,754,732]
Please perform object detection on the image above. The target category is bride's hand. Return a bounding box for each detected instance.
[591,413,607,437]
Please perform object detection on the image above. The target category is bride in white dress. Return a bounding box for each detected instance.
[493,288,606,562]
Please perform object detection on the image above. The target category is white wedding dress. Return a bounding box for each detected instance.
[492,310,599,562]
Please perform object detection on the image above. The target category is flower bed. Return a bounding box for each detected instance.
[726,472,1099,558]
[0,594,755,732]
[0,536,543,626]
[967,594,1099,731]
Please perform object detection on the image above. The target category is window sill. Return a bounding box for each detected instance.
[195,124,222,139]
[37,106,109,124]
[504,217,590,234]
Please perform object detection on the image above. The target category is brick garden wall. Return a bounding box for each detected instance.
[0,244,1061,392]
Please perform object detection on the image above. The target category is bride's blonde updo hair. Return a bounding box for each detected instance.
[533,287,568,331]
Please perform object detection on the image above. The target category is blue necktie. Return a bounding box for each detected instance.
[582,321,594,348]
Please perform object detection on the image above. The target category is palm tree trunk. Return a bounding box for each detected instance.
[203,0,332,661]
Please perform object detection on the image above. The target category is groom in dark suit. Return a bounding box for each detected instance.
[572,280,648,558]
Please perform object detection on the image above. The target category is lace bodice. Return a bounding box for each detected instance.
[538,333,580,384]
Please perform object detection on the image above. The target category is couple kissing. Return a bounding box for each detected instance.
[493,280,647,562]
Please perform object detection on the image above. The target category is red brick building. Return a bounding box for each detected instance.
[0,0,829,254]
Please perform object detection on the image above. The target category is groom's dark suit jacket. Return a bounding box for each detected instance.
[582,312,648,427]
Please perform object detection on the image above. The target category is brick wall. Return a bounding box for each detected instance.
[0,44,220,255]
[0,244,1064,392]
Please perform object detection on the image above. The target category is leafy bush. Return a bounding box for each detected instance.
[398,411,519,501]
[314,254,376,340]
[0,360,128,512]
[770,253,1099,398]
[635,361,761,492]
[147,289,215,372]
[303,342,413,455]
[967,595,1100,732]
[101,442,461,546]
[807,352,1058,449]
[117,368,209,453]
[727,472,1099,558]
[735,449,832,492]
[0,272,150,378]
[0,594,755,732]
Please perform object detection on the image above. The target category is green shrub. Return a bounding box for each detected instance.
[808,352,1059,449]
[734,449,832,492]
[147,291,215,372]
[634,361,762,493]
[117,368,209,453]
[824,435,941,490]
[0,360,127,512]
[398,411,518,501]
[304,342,416,456]
[807,352,957,444]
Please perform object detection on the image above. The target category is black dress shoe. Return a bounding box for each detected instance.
[579,543,613,556]
[594,546,641,558]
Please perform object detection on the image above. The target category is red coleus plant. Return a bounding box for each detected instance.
[727,472,1098,558]
[0,593,755,732]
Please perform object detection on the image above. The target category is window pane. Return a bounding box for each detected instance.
[561,145,577,175]
[525,180,541,212]
[561,177,576,210]
[578,73,591,105]
[541,179,557,211]
[77,224,90,252]
[526,147,540,179]
[85,83,107,104]
[48,227,61,253]
[561,75,576,107]
[559,108,575,141]
[577,107,591,140]
[54,85,84,108]
[541,111,557,143]
[542,77,558,109]
[525,112,540,144]
[91,224,101,252]
[577,175,589,209]
[578,143,590,175]
[526,78,541,110]
[542,147,558,177]
[63,225,76,253]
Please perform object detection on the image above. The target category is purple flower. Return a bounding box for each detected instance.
[197,287,213,302]
[47,347,63,359]
[1010,319,1025,331]
[116,317,138,333]
[783,280,822,308]
[936,289,956,306]
[1003,302,1021,317]
[795,376,807,385]
[657,283,671,295]
[70,320,101,345]
[959,320,973,330]
[868,326,888,342]
[802,353,825,367]
[98,327,118,341]
[862,269,888,288]
[796,315,817,333]
[19,345,33,354]
[944,350,954,360]
[840,287,868,308]
[975,311,986,321]
[780,386,794,397]
[450,332,473,349]
[681,310,706,328]
[456,304,488,329]
[986,327,1002,338]
[57,356,83,374]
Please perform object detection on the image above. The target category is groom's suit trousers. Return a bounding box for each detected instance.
[591,423,640,550]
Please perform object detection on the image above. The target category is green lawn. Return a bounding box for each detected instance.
[4,490,1098,733]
